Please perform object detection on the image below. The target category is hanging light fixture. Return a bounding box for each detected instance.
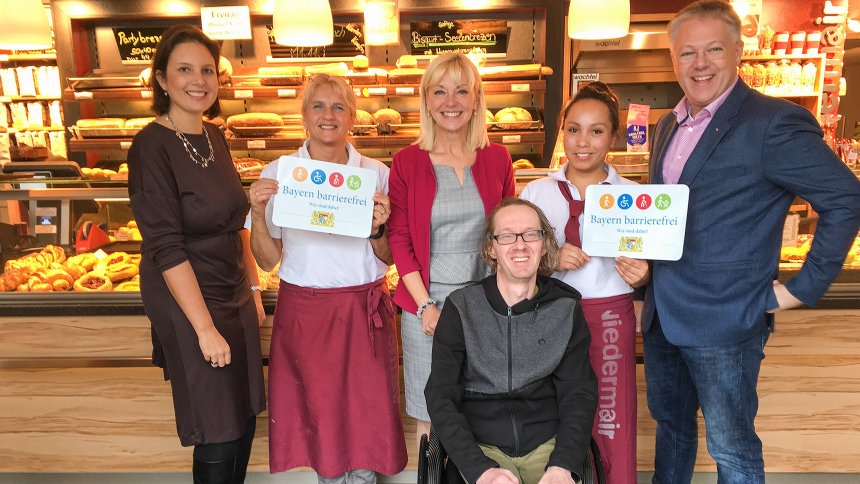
[273,0,334,47]
[0,0,53,50]
[364,0,399,45]
[568,0,630,40]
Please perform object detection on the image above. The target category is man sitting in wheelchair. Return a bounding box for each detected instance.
[425,199,598,484]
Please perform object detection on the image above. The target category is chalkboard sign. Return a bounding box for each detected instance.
[409,20,508,56]
[268,23,364,59]
[113,27,166,62]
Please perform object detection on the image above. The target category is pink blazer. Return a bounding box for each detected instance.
[388,143,515,314]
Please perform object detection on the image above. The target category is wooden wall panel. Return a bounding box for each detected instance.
[1,309,858,473]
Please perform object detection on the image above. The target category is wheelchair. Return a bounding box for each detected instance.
[417,429,606,484]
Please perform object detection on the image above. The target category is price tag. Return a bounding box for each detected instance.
[93,248,108,260]
[395,87,415,96]
[74,91,94,100]
[501,135,521,144]
[140,90,153,99]
[782,213,799,246]
[0,96,10,103]
[367,87,387,96]
[0,54,8,61]
[353,88,362,97]
[233,89,254,99]
[247,139,267,149]
[120,141,132,150]
[277,89,297,99]
[511,83,530,92]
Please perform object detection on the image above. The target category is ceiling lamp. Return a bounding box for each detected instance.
[0,0,53,50]
[273,0,334,47]
[364,0,399,45]
[568,0,630,40]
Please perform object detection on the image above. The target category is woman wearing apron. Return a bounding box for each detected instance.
[519,81,650,484]
[248,74,406,484]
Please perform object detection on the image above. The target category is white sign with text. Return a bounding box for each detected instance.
[271,156,376,238]
[582,184,689,261]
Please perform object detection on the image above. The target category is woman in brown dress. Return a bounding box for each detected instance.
[128,24,266,483]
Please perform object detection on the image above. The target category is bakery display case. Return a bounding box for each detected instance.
[1,51,66,162]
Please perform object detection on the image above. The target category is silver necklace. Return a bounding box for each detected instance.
[165,114,214,168]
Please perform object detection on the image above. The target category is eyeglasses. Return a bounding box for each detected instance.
[491,230,545,245]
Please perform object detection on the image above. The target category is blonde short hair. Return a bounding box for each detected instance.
[302,73,357,118]
[416,52,489,152]
[669,0,741,44]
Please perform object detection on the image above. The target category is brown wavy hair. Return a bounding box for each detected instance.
[481,198,560,276]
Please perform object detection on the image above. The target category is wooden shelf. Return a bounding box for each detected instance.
[0,95,62,102]
[63,88,153,102]
[741,53,826,61]
[63,79,547,103]
[69,130,545,153]
[0,53,56,62]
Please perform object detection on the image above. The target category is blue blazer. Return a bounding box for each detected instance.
[643,79,860,346]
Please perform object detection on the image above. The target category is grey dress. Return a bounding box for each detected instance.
[402,165,490,421]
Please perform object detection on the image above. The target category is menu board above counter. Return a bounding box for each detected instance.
[267,23,364,59]
[409,20,508,56]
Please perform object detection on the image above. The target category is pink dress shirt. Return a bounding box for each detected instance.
[662,77,739,184]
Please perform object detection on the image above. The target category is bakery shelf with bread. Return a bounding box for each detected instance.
[738,53,825,117]
[62,79,547,103]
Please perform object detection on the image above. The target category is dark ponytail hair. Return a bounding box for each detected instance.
[150,24,222,118]
[557,81,621,137]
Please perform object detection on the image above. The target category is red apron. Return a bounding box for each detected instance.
[580,293,638,484]
[268,279,407,477]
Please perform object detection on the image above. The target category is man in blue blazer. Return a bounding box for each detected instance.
[643,1,860,483]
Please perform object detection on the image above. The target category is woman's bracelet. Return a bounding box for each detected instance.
[368,223,385,240]
[416,298,438,318]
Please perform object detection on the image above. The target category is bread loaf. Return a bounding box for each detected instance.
[226,113,285,136]
[139,67,152,87]
[124,117,154,129]
[353,55,369,72]
[218,56,233,85]
[258,66,304,86]
[305,62,349,77]
[353,110,374,135]
[396,55,418,69]
[374,108,401,134]
[485,109,495,127]
[387,68,424,84]
[76,118,125,129]
[494,107,532,130]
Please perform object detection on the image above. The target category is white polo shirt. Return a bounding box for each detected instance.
[246,140,390,288]
[519,163,636,299]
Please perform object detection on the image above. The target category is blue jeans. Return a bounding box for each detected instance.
[643,314,770,484]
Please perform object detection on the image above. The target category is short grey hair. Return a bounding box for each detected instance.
[668,0,741,44]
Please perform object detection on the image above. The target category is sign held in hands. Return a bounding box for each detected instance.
[271,156,376,238]
[582,184,689,261]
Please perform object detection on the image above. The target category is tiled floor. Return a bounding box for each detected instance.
[2,472,860,483]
